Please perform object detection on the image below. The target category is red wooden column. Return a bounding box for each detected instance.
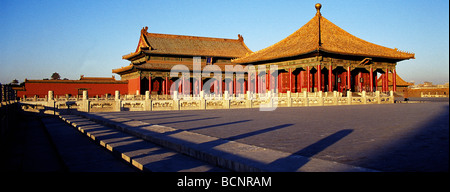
[277,72,280,93]
[178,78,182,93]
[219,78,223,95]
[347,66,351,91]
[289,68,293,92]
[374,72,377,92]
[317,64,322,92]
[233,75,237,94]
[200,78,203,92]
[258,72,261,93]
[183,77,186,94]
[193,78,197,95]
[217,79,220,94]
[384,70,389,92]
[261,73,264,93]
[266,69,270,91]
[307,66,311,92]
[328,65,332,92]
[299,70,303,93]
[393,68,397,92]
[243,79,247,93]
[384,67,389,92]
[215,79,218,94]
[186,77,189,95]
[149,74,152,93]
[255,72,258,93]
[165,76,169,95]
[197,78,201,95]
[248,73,252,93]
[358,72,362,92]
[269,69,272,92]
[381,69,389,92]
[193,78,196,95]
[184,77,187,94]
[369,67,373,92]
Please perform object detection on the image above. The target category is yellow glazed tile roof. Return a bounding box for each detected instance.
[123,27,252,60]
[233,5,414,64]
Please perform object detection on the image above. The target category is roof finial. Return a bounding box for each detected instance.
[141,26,148,34]
[315,3,322,15]
[316,3,322,46]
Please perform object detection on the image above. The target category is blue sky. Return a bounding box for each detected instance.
[1,0,448,84]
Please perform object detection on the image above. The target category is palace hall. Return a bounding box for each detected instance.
[113,26,252,95]
[113,3,414,96]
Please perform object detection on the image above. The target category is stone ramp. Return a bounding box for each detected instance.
[57,115,227,172]
[41,117,137,172]
[72,112,377,172]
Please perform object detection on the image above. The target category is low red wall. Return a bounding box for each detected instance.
[17,81,128,98]
[406,88,449,97]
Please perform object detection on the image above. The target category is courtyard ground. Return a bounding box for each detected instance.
[90,98,449,171]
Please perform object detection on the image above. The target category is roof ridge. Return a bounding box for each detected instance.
[145,32,242,42]
[238,35,254,54]
[319,16,414,58]
[233,15,320,63]
[122,27,252,61]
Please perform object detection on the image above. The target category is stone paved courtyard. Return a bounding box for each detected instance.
[91,101,449,171]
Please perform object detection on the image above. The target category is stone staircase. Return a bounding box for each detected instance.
[45,114,227,172]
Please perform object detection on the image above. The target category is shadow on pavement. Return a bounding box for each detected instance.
[359,104,449,172]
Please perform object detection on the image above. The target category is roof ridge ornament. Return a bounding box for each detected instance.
[315,3,322,16]
[316,3,322,47]
[238,34,244,41]
[141,26,149,35]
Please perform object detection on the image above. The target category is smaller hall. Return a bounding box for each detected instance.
[113,27,252,96]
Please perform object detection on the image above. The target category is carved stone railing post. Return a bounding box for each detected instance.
[303,91,309,106]
[347,90,352,105]
[376,91,381,104]
[144,90,152,111]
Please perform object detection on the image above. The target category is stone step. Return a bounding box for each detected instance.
[58,115,227,172]
[73,112,377,172]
